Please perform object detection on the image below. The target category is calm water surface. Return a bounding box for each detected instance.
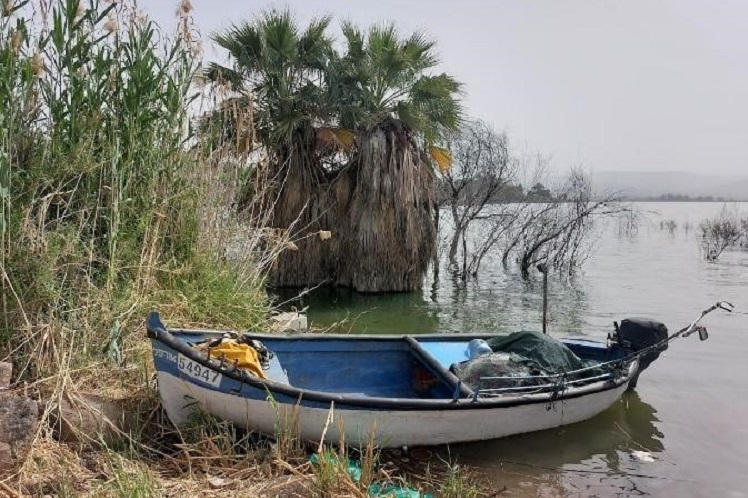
[280,202,748,497]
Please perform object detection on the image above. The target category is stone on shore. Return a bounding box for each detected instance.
[55,393,135,447]
[0,393,39,470]
[269,312,308,332]
[0,361,12,389]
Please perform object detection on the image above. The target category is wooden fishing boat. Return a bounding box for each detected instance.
[146,303,730,447]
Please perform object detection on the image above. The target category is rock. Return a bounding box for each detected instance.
[0,442,12,470]
[208,476,231,489]
[631,450,655,463]
[269,312,308,332]
[0,362,11,389]
[55,393,135,447]
[0,395,38,443]
[0,394,39,470]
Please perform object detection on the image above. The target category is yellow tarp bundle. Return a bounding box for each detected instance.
[201,340,266,379]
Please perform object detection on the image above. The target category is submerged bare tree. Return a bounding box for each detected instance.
[659,219,678,234]
[502,169,622,276]
[440,120,514,274]
[617,208,642,237]
[437,121,623,280]
[699,205,748,261]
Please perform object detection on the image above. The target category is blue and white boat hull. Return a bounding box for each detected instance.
[148,312,640,447]
[154,367,633,447]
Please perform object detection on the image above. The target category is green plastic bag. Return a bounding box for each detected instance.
[369,483,433,498]
[309,454,433,497]
[309,453,362,482]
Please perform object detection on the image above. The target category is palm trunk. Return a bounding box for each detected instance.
[337,124,436,292]
[266,146,338,288]
[263,124,437,293]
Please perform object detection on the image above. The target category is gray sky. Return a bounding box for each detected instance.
[145,0,748,176]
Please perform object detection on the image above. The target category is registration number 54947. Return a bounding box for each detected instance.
[177,354,222,387]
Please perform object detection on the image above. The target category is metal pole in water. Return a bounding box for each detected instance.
[537,263,548,334]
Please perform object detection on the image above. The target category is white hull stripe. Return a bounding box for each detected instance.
[157,371,629,447]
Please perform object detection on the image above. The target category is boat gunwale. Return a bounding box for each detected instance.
[163,329,611,346]
[147,314,637,411]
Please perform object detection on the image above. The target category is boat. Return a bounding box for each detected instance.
[146,302,731,447]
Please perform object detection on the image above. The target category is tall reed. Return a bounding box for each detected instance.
[0,0,272,379]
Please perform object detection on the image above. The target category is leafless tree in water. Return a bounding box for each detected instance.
[502,168,624,277]
[659,219,678,234]
[438,120,519,278]
[617,208,642,237]
[698,205,748,261]
[438,121,627,280]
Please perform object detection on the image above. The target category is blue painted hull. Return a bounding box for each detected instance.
[147,312,639,445]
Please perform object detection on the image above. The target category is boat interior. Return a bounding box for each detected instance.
[175,330,624,400]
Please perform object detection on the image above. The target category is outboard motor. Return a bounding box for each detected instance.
[615,318,668,389]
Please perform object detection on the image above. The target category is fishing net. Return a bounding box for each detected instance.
[450,351,547,391]
[486,331,589,373]
[451,331,601,392]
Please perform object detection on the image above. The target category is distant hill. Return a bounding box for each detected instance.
[592,171,748,201]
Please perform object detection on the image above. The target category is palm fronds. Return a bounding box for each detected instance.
[207,9,334,150]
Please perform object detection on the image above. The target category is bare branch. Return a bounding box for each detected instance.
[698,205,748,261]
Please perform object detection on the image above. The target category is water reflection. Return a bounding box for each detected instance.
[448,392,665,494]
[281,268,595,337]
[454,391,662,463]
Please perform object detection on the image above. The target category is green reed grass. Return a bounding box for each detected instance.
[0,0,268,380]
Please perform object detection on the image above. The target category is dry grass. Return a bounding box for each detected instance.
[0,357,496,497]
[2,406,495,497]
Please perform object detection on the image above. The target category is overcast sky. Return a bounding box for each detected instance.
[145,0,748,176]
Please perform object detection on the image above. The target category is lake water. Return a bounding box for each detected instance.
[279,202,748,497]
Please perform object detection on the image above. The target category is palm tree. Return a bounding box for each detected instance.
[206,9,340,287]
[206,14,461,292]
[334,23,461,141]
[331,23,462,291]
[208,9,333,148]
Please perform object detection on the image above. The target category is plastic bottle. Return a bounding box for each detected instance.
[467,338,492,359]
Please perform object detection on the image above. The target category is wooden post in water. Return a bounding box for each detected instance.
[537,263,548,334]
